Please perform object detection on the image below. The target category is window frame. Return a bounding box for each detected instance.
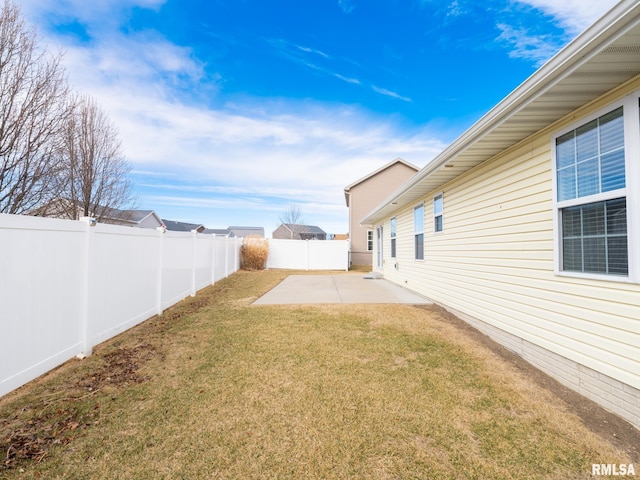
[414,203,424,260]
[390,217,397,258]
[551,92,640,283]
[433,193,443,233]
[366,229,373,252]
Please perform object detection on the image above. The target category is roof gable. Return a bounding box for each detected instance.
[344,157,419,192]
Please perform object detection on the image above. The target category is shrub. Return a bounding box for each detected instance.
[241,236,269,270]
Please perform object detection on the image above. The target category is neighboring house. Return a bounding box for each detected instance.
[344,158,419,266]
[227,226,265,238]
[162,219,205,233]
[110,209,164,229]
[362,0,640,429]
[273,224,326,240]
[201,226,265,237]
[203,228,231,235]
[32,199,163,229]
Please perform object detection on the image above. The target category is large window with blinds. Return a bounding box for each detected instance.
[554,101,632,278]
[414,204,424,260]
[390,217,397,258]
[433,193,443,233]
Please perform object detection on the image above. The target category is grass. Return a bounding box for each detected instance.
[0,269,633,479]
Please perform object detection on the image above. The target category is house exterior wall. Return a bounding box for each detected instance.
[272,224,293,239]
[348,162,417,265]
[372,78,640,428]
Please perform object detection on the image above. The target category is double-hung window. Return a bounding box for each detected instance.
[390,217,397,258]
[367,230,373,252]
[433,194,443,233]
[554,100,634,278]
[414,204,424,260]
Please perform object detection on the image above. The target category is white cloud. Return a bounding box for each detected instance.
[371,86,412,102]
[496,23,560,65]
[514,0,618,34]
[52,34,443,230]
[338,0,356,14]
[19,0,448,232]
[495,0,618,66]
[19,0,165,26]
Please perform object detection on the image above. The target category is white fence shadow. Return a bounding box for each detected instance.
[0,214,240,397]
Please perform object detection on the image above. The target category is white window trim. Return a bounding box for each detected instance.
[551,91,640,283]
[433,192,443,234]
[366,229,373,252]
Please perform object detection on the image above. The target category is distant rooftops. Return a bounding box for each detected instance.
[163,221,265,237]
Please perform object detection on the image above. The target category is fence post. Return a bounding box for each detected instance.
[156,226,165,315]
[305,239,310,271]
[79,217,96,357]
[345,239,350,271]
[190,230,198,297]
[224,235,229,278]
[211,234,216,285]
[235,237,240,272]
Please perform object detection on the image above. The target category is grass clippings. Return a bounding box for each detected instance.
[0,269,636,479]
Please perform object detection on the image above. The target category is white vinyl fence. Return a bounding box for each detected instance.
[266,239,349,270]
[0,213,240,398]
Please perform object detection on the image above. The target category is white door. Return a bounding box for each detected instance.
[376,226,383,268]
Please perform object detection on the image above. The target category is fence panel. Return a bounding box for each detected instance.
[0,215,85,396]
[195,234,214,291]
[87,224,161,348]
[0,214,240,398]
[308,240,350,270]
[161,231,195,309]
[266,239,349,270]
[213,235,230,281]
[266,239,309,269]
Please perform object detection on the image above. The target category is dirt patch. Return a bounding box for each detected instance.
[1,342,156,471]
[77,342,156,391]
[416,304,640,462]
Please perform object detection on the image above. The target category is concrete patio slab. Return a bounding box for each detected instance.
[252,274,432,305]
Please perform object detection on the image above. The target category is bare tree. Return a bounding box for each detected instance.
[0,0,70,214]
[58,94,133,221]
[279,204,305,239]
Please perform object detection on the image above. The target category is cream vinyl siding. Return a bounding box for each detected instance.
[381,85,640,391]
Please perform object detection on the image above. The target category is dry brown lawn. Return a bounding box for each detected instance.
[0,269,636,479]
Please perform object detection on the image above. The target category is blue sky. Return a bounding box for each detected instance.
[20,0,617,235]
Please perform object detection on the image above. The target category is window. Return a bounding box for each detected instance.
[556,107,625,201]
[554,101,634,278]
[390,217,397,258]
[433,194,443,232]
[414,204,424,260]
[561,199,627,275]
[367,230,373,251]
